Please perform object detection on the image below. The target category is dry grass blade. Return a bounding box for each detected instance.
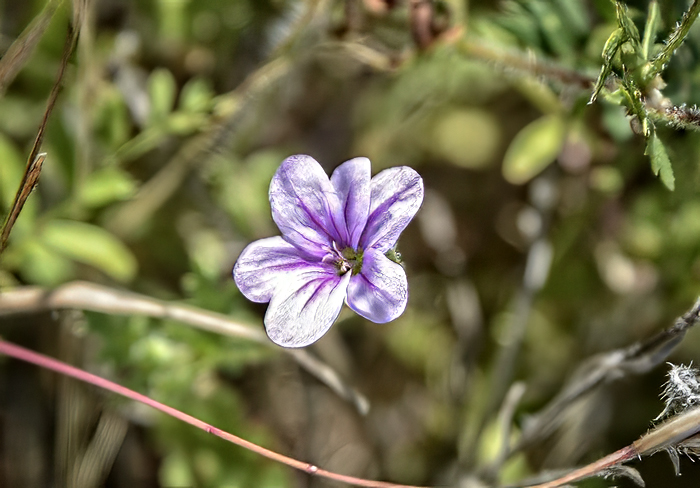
[0,25,79,255]
[0,281,371,414]
[0,0,62,96]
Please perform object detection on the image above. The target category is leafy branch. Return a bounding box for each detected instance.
[590,0,700,190]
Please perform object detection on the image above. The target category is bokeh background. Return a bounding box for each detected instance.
[3,0,700,487]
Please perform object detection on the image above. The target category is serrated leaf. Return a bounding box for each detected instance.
[502,115,566,184]
[41,220,138,282]
[645,132,675,190]
[590,65,612,105]
[148,68,177,125]
[616,2,640,50]
[602,27,626,63]
[590,28,626,104]
[78,167,137,207]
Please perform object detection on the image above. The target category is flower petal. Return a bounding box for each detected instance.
[233,236,313,303]
[361,166,424,252]
[265,268,352,348]
[269,155,341,257]
[346,248,408,323]
[330,157,371,248]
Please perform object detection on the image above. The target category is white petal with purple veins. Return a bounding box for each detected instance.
[269,155,342,257]
[265,269,352,348]
[346,248,408,323]
[233,236,314,303]
[330,157,371,248]
[361,166,424,252]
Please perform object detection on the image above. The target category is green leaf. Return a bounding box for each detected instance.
[514,77,563,115]
[642,0,660,60]
[19,240,75,286]
[78,167,138,207]
[502,115,567,185]
[148,68,177,125]
[644,132,675,190]
[615,2,640,51]
[590,28,626,104]
[179,78,214,113]
[41,220,138,282]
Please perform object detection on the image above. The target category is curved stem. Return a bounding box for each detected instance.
[0,339,425,488]
[527,446,637,488]
[0,281,369,414]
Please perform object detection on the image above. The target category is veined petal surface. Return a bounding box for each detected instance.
[265,268,352,347]
[346,248,408,323]
[361,166,424,252]
[330,157,371,248]
[269,155,341,257]
[233,236,313,303]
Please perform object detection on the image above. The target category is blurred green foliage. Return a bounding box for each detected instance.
[4,0,700,487]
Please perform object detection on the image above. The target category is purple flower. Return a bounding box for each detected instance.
[233,155,424,348]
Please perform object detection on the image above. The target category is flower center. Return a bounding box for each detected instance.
[327,242,363,276]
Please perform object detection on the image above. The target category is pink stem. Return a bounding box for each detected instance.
[527,445,638,488]
[0,339,428,488]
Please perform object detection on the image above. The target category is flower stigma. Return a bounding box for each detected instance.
[325,242,363,276]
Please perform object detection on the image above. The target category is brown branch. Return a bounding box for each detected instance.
[0,281,370,414]
[525,406,700,487]
[0,24,79,254]
[512,297,700,455]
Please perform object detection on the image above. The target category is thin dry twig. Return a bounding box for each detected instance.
[0,339,422,488]
[459,39,596,89]
[522,405,700,487]
[512,297,700,458]
[0,281,370,414]
[0,0,62,95]
[0,25,79,254]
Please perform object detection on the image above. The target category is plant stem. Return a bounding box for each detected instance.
[0,26,77,255]
[0,281,369,414]
[527,446,637,488]
[645,0,700,81]
[457,39,595,89]
[0,339,425,488]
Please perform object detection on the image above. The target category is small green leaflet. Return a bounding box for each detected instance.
[386,249,402,265]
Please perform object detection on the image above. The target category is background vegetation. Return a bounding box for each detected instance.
[3,0,700,486]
